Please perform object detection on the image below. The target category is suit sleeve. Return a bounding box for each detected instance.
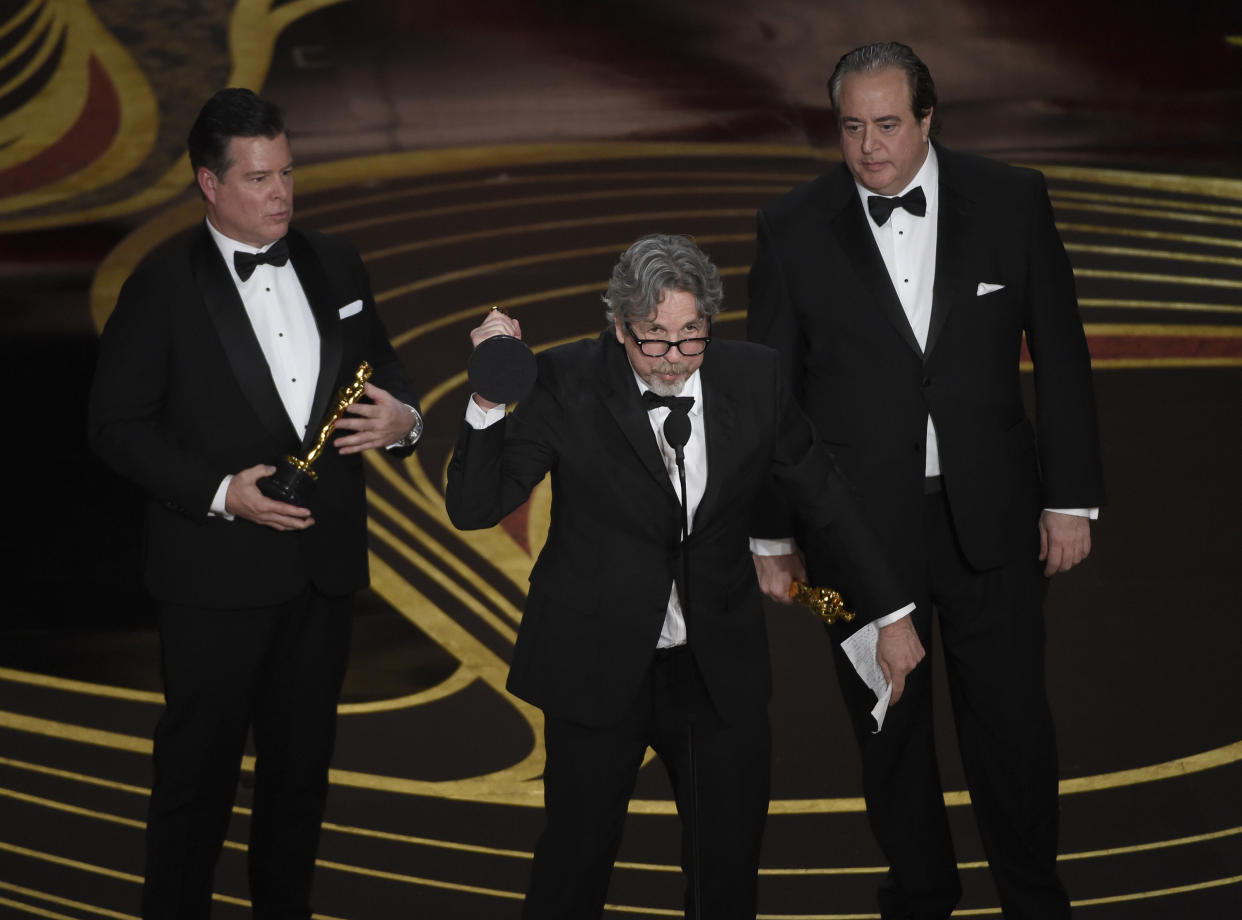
[1023,172,1105,508]
[445,369,559,531]
[746,210,806,399]
[87,270,227,517]
[747,209,805,541]
[342,242,422,457]
[767,358,908,624]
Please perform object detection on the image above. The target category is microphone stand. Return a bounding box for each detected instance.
[662,408,700,920]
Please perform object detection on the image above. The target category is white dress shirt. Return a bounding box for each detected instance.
[205,219,320,516]
[856,144,943,478]
[636,369,706,649]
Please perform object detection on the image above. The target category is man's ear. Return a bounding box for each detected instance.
[614,316,626,345]
[197,167,218,203]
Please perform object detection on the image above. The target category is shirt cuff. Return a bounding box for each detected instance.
[1044,507,1099,520]
[465,396,507,429]
[873,603,915,628]
[209,476,235,520]
[749,536,797,556]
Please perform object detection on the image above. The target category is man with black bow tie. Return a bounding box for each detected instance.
[446,233,916,919]
[89,88,422,918]
[747,42,1104,920]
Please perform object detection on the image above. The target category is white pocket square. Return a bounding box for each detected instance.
[338,299,363,319]
[976,282,1005,296]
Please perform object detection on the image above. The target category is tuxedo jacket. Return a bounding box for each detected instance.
[445,332,905,727]
[89,223,417,608]
[747,143,1104,586]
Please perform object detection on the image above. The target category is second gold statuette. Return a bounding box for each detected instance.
[788,580,856,625]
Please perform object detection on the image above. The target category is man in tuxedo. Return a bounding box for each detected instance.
[446,233,920,919]
[88,88,422,918]
[747,42,1104,919]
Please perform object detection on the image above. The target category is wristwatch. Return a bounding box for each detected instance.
[395,407,423,448]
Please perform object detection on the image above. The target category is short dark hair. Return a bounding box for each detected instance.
[828,42,940,138]
[187,88,286,179]
[602,233,723,328]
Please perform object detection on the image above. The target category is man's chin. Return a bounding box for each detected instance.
[646,376,686,397]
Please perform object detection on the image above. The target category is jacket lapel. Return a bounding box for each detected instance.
[926,144,973,360]
[191,225,300,450]
[286,229,345,452]
[599,334,681,505]
[826,174,924,358]
[692,354,736,532]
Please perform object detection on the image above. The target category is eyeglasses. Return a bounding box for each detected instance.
[624,322,712,357]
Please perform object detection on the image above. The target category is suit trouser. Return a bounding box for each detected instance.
[523,645,771,920]
[831,489,1069,920]
[142,587,352,920]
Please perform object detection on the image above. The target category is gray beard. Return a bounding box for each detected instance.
[645,374,686,397]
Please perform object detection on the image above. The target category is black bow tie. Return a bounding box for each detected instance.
[642,390,694,414]
[233,238,289,280]
[867,186,926,226]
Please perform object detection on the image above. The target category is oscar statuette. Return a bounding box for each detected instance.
[258,361,373,504]
[788,580,856,626]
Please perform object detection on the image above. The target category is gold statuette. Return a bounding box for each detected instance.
[258,361,373,504]
[788,580,856,625]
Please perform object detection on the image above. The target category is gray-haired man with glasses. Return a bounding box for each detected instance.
[445,232,916,919]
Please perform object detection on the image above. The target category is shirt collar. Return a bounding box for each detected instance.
[204,217,284,262]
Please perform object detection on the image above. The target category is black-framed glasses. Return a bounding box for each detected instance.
[624,322,712,357]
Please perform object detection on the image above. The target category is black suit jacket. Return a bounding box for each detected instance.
[445,332,905,727]
[89,222,417,608]
[748,143,1104,587]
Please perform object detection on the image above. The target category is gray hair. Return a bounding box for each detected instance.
[602,233,724,327]
[827,41,940,138]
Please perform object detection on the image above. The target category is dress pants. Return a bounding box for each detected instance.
[142,587,352,920]
[523,645,771,920]
[832,489,1070,920]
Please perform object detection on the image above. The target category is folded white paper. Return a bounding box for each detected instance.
[840,622,892,732]
[976,282,1005,296]
[339,299,363,318]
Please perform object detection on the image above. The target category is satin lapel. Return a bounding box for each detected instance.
[191,226,299,450]
[599,337,680,504]
[830,190,924,358]
[927,152,973,360]
[286,229,345,452]
[692,354,736,531]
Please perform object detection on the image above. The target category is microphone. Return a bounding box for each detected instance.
[662,406,692,547]
[656,403,699,917]
[660,404,698,920]
[662,408,691,464]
